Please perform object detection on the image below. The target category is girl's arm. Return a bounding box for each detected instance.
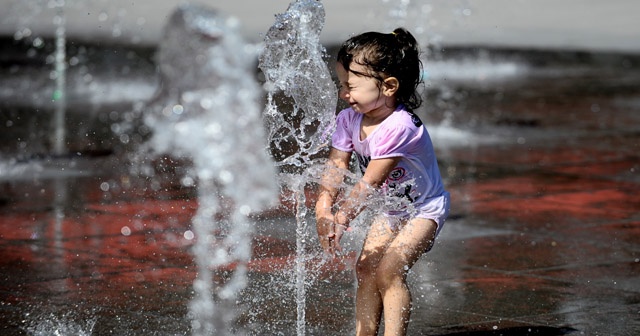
[334,157,401,229]
[316,148,351,255]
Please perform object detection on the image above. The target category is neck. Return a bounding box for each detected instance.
[363,104,396,124]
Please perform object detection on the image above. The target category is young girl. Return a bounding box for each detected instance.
[315,28,450,336]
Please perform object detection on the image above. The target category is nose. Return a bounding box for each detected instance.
[339,87,349,101]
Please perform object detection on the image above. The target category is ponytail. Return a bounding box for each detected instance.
[388,28,422,110]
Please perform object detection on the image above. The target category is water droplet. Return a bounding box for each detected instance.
[239,205,251,215]
[219,170,234,183]
[181,176,195,187]
[52,89,63,101]
[99,182,110,191]
[172,104,184,115]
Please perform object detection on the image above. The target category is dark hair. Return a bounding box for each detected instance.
[337,27,423,110]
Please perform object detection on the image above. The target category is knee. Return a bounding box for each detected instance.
[374,261,406,291]
[355,257,378,285]
[356,257,407,290]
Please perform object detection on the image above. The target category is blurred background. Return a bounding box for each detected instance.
[1,0,639,51]
[0,1,639,335]
[1,0,639,158]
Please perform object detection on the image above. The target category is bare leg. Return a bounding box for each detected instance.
[355,217,396,336]
[377,218,437,336]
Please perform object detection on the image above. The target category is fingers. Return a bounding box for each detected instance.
[334,223,345,240]
[332,223,349,253]
[316,215,351,257]
[326,235,336,256]
[316,217,335,255]
[320,228,337,256]
[327,223,346,255]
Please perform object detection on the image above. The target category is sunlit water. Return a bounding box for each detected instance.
[139,4,278,335]
[259,1,337,334]
[1,0,640,336]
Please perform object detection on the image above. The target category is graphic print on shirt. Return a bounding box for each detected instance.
[356,152,371,174]
[384,167,415,203]
[408,111,423,127]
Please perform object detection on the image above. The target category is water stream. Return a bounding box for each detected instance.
[141,4,278,335]
[4,1,635,335]
[259,1,338,334]
[51,0,67,156]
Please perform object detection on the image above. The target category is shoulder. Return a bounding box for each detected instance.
[375,109,423,140]
[391,106,423,128]
[337,107,357,119]
[373,106,428,145]
[336,107,360,126]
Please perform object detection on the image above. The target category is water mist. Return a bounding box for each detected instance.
[142,4,278,335]
[259,0,337,334]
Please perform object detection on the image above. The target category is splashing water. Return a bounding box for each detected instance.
[143,4,277,335]
[260,0,337,170]
[24,310,97,336]
[259,1,338,335]
[51,1,67,156]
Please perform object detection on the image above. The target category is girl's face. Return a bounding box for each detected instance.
[336,62,395,116]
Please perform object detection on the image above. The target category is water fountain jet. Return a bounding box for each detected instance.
[142,4,278,335]
[259,1,338,334]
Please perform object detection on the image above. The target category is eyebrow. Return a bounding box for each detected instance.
[340,79,353,87]
[348,66,370,78]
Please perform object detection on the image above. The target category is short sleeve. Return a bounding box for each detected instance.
[370,125,416,159]
[331,109,356,152]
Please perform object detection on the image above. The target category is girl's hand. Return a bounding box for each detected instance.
[315,148,352,256]
[332,223,348,254]
[331,210,350,254]
[316,212,336,256]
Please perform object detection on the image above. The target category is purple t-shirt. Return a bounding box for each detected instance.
[332,105,446,214]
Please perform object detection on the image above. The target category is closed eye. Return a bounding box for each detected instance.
[339,84,352,91]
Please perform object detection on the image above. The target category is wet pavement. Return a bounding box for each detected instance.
[1,48,640,335]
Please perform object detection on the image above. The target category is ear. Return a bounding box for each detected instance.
[382,77,399,96]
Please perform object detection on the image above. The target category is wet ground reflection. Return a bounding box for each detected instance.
[1,45,639,335]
